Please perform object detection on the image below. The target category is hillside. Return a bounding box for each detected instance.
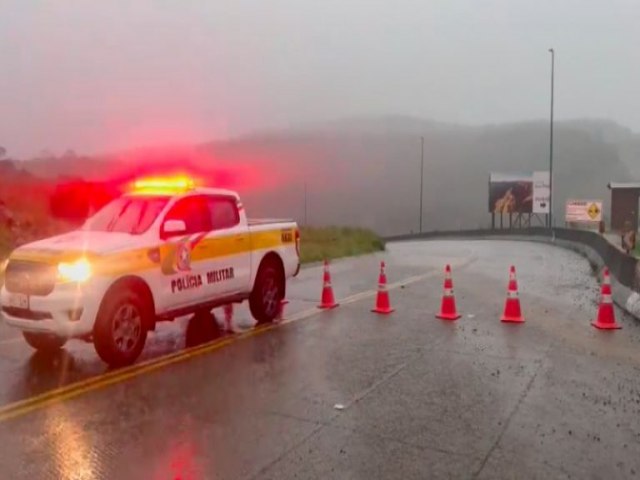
[565,118,640,178]
[8,117,638,237]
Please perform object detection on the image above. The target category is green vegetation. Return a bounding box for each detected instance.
[299,226,385,264]
[0,225,12,272]
[0,229,10,259]
[1,229,12,287]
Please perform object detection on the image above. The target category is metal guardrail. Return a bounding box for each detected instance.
[384,228,639,292]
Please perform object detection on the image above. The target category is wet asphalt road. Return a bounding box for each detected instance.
[1,239,640,479]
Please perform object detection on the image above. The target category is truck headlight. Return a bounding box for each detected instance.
[58,259,92,283]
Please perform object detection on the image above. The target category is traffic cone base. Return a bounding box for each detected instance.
[591,294,621,330]
[372,261,394,314]
[223,304,234,332]
[501,266,525,323]
[436,312,461,321]
[436,265,461,320]
[501,300,525,323]
[592,320,621,330]
[317,287,339,309]
[318,260,339,309]
[318,302,339,310]
[372,306,395,314]
[318,286,339,309]
[276,299,289,321]
[501,313,525,323]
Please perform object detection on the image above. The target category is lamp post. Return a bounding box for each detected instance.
[419,135,424,233]
[304,182,308,226]
[548,48,555,228]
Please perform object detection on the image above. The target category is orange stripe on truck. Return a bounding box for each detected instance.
[10,228,293,278]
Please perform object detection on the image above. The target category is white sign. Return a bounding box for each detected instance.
[565,200,603,223]
[533,171,550,214]
[489,171,550,214]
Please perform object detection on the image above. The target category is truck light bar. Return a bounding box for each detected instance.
[132,175,196,194]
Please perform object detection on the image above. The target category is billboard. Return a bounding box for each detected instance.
[532,171,550,214]
[565,200,603,223]
[489,172,550,214]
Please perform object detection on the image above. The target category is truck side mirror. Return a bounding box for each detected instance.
[162,219,187,237]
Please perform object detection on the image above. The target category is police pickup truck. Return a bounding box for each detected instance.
[0,176,300,366]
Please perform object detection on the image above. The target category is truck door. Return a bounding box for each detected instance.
[158,195,213,311]
[201,195,252,297]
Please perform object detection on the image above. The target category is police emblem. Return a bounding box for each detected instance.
[176,242,192,271]
[161,231,208,275]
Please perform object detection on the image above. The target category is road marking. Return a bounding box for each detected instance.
[0,262,474,423]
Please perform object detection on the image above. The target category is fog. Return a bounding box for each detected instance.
[1,0,640,158]
[17,117,635,236]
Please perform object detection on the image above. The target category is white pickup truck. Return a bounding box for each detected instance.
[0,177,300,367]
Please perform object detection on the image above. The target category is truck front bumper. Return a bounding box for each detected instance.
[0,282,102,339]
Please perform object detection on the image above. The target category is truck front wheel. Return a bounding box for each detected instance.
[23,332,67,353]
[250,259,284,325]
[94,288,150,368]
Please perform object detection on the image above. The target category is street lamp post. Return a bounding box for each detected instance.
[419,136,424,233]
[304,182,308,226]
[548,48,555,228]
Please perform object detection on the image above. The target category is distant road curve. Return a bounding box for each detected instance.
[385,227,640,320]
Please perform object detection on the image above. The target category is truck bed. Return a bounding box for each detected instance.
[247,218,295,226]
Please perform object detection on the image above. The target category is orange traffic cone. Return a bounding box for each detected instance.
[223,303,234,332]
[602,268,612,294]
[372,261,394,314]
[501,266,524,323]
[318,259,339,309]
[276,299,289,321]
[592,268,621,330]
[436,265,461,320]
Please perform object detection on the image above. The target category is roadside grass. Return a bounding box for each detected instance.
[635,244,640,259]
[299,226,385,264]
[0,230,12,288]
[0,230,10,259]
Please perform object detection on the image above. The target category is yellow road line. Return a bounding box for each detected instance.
[0,265,463,423]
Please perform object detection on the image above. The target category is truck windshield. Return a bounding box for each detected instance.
[83,196,169,234]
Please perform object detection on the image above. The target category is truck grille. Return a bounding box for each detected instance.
[1,306,52,320]
[4,260,57,296]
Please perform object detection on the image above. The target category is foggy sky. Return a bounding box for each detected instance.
[1,0,639,158]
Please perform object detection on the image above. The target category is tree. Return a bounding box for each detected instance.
[62,149,77,160]
[49,179,119,221]
[0,146,6,160]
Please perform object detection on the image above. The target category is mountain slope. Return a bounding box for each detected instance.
[15,117,636,236]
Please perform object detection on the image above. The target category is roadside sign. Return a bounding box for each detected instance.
[532,171,550,214]
[565,200,603,223]
[489,171,550,214]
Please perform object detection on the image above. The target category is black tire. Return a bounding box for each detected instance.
[22,331,66,353]
[185,310,222,348]
[93,287,150,368]
[249,259,284,325]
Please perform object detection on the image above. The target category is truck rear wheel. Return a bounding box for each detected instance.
[23,332,67,353]
[94,288,150,368]
[250,259,284,325]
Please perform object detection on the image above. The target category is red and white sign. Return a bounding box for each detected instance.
[565,200,603,223]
